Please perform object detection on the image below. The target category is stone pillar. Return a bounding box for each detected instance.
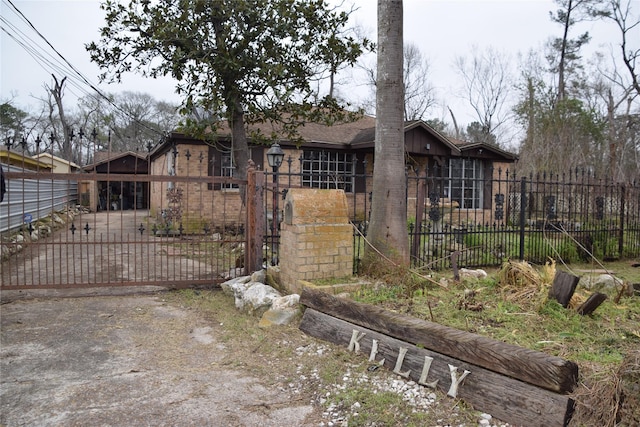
[279,188,353,294]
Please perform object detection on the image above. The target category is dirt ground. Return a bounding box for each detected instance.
[0,291,319,427]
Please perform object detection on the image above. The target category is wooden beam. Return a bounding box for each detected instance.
[245,165,264,274]
[300,287,578,393]
[576,292,607,316]
[548,271,580,308]
[300,309,574,427]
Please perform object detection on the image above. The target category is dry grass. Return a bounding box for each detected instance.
[354,259,640,426]
[571,350,640,427]
[497,259,552,306]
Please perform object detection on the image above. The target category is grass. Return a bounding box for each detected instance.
[352,259,640,426]
[164,259,640,426]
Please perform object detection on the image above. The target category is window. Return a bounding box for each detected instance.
[444,158,483,209]
[167,152,176,189]
[302,150,354,192]
[221,151,238,189]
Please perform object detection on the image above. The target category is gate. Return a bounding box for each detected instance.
[1,153,247,290]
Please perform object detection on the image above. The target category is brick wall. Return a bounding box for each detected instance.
[149,144,244,234]
[279,188,353,293]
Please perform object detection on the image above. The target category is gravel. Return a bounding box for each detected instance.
[288,341,511,427]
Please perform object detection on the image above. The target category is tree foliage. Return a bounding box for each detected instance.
[547,0,598,100]
[87,0,369,179]
[359,42,435,121]
[0,102,28,139]
[514,0,639,182]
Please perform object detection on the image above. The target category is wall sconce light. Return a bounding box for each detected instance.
[425,143,431,151]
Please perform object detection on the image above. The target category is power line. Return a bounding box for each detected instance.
[0,19,95,100]
[2,0,172,139]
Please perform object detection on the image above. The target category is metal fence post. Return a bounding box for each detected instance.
[519,176,526,260]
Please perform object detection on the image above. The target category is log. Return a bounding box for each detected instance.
[300,287,578,394]
[576,292,607,315]
[300,309,574,427]
[548,271,579,308]
[451,250,460,281]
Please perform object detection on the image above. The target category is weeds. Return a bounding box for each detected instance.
[350,258,639,425]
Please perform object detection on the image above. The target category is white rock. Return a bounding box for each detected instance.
[220,275,251,295]
[271,294,300,310]
[251,269,266,284]
[578,274,624,293]
[460,268,488,279]
[242,283,282,313]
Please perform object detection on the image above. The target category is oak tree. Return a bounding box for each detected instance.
[87,0,368,180]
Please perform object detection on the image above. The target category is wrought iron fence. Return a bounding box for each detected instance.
[266,157,640,272]
[1,151,247,289]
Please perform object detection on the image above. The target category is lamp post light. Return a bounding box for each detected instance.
[266,143,285,265]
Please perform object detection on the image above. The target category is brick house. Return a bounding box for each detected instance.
[148,115,517,230]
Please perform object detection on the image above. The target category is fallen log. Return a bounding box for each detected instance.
[300,287,578,394]
[300,308,575,427]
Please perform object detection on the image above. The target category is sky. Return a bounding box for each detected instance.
[0,0,633,142]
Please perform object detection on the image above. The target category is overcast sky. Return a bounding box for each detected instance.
[0,0,632,134]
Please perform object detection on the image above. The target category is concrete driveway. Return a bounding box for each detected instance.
[0,293,314,426]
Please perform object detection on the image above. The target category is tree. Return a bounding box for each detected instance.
[593,0,640,97]
[366,0,409,266]
[360,42,436,121]
[514,59,606,176]
[403,43,436,121]
[0,102,28,140]
[548,0,596,100]
[454,46,512,145]
[587,50,639,181]
[87,0,368,181]
[464,121,497,145]
[47,75,73,161]
[106,91,180,152]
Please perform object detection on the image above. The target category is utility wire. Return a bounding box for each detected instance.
[2,0,172,139]
[1,19,95,100]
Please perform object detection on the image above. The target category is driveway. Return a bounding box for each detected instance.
[0,293,315,426]
[1,210,220,288]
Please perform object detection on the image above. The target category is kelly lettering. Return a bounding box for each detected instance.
[446,364,471,398]
[348,329,366,353]
[368,339,385,366]
[418,355,439,388]
[393,347,411,378]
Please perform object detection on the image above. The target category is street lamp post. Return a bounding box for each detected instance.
[266,143,285,265]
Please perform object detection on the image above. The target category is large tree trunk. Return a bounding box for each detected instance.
[557,0,572,101]
[50,75,72,161]
[229,98,249,182]
[366,0,409,266]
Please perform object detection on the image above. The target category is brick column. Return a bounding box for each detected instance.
[280,189,353,294]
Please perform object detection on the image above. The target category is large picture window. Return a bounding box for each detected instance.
[302,150,355,192]
[445,158,483,209]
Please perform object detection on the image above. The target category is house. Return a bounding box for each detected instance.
[1,150,57,233]
[32,153,81,174]
[83,151,149,212]
[147,116,518,230]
